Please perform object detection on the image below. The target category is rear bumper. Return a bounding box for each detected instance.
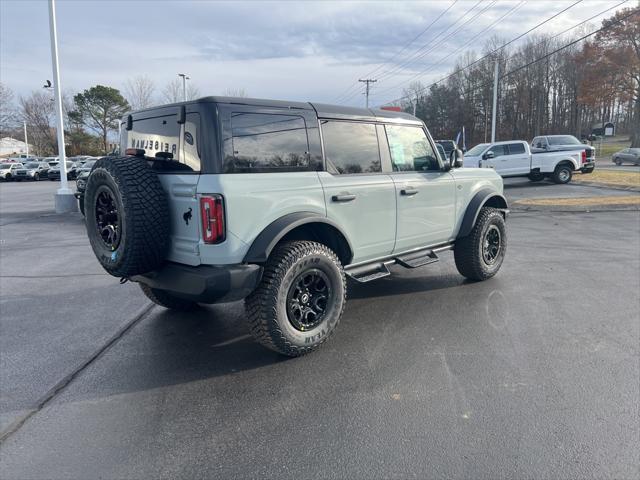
[131,262,263,304]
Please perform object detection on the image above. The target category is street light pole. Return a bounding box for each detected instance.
[23,121,29,158]
[48,0,76,213]
[491,60,499,143]
[178,73,190,102]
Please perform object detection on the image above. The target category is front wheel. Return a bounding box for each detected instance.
[553,164,573,184]
[454,207,507,281]
[245,241,346,357]
[614,158,622,166]
[34,173,39,181]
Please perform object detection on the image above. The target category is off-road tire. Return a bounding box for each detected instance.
[84,156,169,277]
[139,284,198,311]
[528,171,545,182]
[245,241,347,357]
[454,207,506,281]
[552,163,573,184]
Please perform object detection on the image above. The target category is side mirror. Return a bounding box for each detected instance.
[483,151,495,160]
[452,149,464,168]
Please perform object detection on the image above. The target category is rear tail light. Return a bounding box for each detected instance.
[200,195,225,244]
[581,150,587,163]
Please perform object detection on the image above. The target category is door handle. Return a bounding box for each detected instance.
[401,188,418,196]
[332,193,356,202]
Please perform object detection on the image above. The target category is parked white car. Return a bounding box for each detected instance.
[463,140,591,184]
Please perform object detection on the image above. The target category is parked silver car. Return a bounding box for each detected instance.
[612,148,640,166]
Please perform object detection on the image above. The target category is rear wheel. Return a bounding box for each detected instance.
[528,171,545,182]
[553,163,573,184]
[454,207,506,281]
[139,284,197,311]
[245,241,346,357]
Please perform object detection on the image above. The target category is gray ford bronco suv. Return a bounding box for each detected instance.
[83,96,508,356]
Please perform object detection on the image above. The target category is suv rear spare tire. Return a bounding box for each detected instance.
[84,156,169,277]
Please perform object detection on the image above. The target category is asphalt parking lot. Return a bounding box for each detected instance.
[1,180,639,479]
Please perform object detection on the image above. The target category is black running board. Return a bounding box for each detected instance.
[345,244,451,283]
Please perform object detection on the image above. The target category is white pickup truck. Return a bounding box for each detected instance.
[463,140,591,184]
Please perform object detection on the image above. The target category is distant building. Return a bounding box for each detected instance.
[591,122,615,137]
[0,137,33,158]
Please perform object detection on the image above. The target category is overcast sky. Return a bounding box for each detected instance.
[0,0,630,108]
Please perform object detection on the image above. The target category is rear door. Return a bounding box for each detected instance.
[124,111,202,266]
[384,124,456,251]
[318,120,396,264]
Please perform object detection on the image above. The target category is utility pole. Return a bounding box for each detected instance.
[23,121,29,158]
[359,79,377,108]
[413,93,419,116]
[48,0,76,213]
[491,60,499,143]
[178,73,190,102]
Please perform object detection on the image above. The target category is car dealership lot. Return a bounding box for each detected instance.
[1,180,639,479]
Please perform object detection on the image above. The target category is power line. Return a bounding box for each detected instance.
[374,0,525,97]
[336,0,482,104]
[333,0,459,103]
[340,0,492,105]
[409,6,637,112]
[381,0,589,106]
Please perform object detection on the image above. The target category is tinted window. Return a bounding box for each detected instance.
[532,137,546,149]
[387,125,440,172]
[124,113,201,171]
[488,145,507,157]
[224,113,311,173]
[466,143,490,156]
[548,135,581,146]
[436,140,455,153]
[507,143,525,154]
[321,121,381,174]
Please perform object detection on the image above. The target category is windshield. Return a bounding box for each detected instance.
[466,143,490,156]
[548,135,581,146]
[0,164,11,169]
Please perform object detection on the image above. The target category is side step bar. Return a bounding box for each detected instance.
[345,244,452,283]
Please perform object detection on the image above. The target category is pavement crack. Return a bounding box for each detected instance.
[0,302,155,444]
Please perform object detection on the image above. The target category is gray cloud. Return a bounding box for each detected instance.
[0,0,627,107]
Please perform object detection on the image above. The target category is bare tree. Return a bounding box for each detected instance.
[124,75,156,110]
[20,91,56,155]
[162,79,200,103]
[0,83,18,136]
[223,88,248,98]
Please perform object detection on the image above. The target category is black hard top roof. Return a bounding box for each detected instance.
[129,96,423,125]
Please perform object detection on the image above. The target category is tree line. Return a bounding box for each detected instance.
[398,6,639,148]
[0,76,248,156]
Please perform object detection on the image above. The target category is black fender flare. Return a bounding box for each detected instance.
[457,188,508,239]
[243,212,354,264]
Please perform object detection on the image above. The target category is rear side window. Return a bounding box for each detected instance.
[224,113,311,173]
[321,121,381,174]
[507,143,525,154]
[124,113,201,172]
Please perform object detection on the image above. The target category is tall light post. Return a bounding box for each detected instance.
[178,73,190,102]
[491,60,499,143]
[48,0,76,212]
[23,121,29,158]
